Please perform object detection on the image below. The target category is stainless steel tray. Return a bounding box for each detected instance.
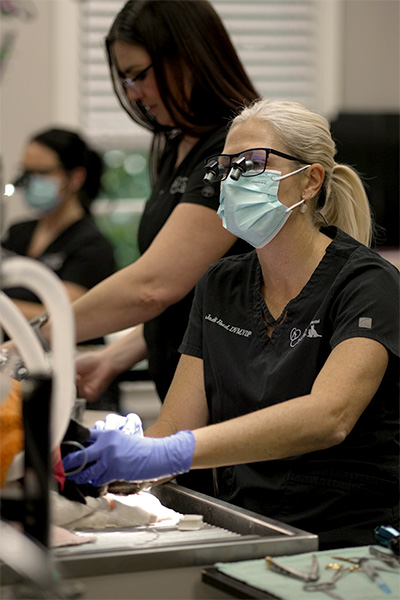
[50,483,318,579]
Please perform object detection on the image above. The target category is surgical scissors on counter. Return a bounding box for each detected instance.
[332,555,392,595]
[303,566,348,600]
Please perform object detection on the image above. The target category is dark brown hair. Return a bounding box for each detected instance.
[106,0,259,174]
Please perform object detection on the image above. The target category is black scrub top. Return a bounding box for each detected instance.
[180,226,400,549]
[138,126,252,401]
[2,215,116,345]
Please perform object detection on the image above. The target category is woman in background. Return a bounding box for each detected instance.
[1,128,116,334]
[40,0,258,407]
[32,0,258,493]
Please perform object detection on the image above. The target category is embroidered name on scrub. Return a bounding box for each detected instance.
[205,314,252,337]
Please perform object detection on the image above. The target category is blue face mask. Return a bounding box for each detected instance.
[218,166,309,248]
[23,175,63,214]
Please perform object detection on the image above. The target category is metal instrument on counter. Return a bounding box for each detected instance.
[265,553,319,582]
[303,566,348,600]
[369,545,400,568]
[331,553,393,595]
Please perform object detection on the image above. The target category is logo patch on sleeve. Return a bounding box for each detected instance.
[359,317,372,329]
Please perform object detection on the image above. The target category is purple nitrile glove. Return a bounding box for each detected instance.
[62,428,196,487]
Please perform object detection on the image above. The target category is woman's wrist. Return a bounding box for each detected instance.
[100,344,132,378]
[105,329,147,375]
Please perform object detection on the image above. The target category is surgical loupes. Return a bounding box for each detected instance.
[229,156,254,180]
[203,159,224,183]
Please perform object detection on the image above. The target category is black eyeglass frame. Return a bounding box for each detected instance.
[13,167,64,189]
[120,64,153,90]
[204,147,309,182]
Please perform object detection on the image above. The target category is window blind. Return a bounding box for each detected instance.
[79,0,340,147]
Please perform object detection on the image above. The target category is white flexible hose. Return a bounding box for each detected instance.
[0,292,50,483]
[1,257,75,450]
[0,291,47,372]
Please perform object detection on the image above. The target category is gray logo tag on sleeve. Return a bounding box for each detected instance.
[359,317,372,329]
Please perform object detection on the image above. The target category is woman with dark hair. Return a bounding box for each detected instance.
[37,1,259,412]
[106,0,259,175]
[1,128,116,325]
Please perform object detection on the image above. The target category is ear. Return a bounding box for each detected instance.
[68,166,87,192]
[302,163,324,200]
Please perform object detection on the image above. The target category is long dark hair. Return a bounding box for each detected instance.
[106,0,259,176]
[31,128,103,213]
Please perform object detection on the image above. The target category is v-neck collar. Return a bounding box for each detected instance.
[252,238,335,344]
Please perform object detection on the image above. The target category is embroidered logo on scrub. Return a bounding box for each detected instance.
[289,319,322,347]
[41,252,65,270]
[205,314,252,337]
[170,176,188,194]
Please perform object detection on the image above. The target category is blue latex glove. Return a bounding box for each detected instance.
[62,429,196,487]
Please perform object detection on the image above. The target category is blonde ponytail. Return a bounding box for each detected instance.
[315,164,372,246]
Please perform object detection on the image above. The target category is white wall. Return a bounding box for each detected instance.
[0,0,399,230]
[0,0,79,229]
[342,0,399,111]
[1,2,53,193]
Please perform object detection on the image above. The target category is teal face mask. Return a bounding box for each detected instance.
[218,166,309,248]
[23,175,62,214]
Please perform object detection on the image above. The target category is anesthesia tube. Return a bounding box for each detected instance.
[0,256,75,452]
[0,292,47,372]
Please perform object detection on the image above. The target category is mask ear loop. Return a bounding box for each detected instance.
[285,198,307,214]
[61,440,88,476]
[274,164,310,181]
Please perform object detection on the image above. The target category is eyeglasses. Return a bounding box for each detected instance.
[204,147,308,183]
[13,167,62,188]
[120,64,153,91]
